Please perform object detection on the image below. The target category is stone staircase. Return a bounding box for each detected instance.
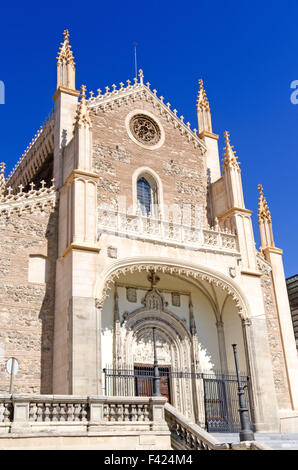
[212,433,298,450]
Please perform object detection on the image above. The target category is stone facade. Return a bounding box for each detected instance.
[0,197,58,394]
[0,30,298,440]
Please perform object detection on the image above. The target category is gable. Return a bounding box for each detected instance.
[89,82,208,213]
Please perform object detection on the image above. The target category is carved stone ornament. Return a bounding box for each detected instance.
[171,292,181,307]
[99,263,247,317]
[229,267,236,278]
[129,114,161,146]
[142,288,164,311]
[126,287,137,303]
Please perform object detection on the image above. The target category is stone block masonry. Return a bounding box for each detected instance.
[0,205,58,394]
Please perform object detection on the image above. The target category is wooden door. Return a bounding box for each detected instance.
[134,366,171,402]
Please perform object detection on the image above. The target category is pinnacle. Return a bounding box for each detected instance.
[197,79,210,110]
[222,131,240,170]
[57,29,75,68]
[74,85,92,130]
[258,184,271,221]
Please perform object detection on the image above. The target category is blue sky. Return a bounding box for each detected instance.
[0,0,297,277]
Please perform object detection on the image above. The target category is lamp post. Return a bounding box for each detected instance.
[232,344,255,441]
[152,327,161,396]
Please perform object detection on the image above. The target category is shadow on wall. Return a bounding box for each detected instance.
[39,209,58,394]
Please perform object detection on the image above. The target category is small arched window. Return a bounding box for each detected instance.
[137,177,151,215]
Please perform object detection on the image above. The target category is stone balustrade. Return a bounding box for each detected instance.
[97,209,238,254]
[0,395,168,435]
[164,403,230,450]
[0,395,265,450]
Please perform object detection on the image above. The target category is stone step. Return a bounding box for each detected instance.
[211,432,298,450]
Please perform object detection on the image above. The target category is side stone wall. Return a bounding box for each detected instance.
[0,205,58,394]
[259,265,292,409]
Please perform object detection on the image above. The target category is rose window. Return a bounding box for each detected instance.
[130,115,161,145]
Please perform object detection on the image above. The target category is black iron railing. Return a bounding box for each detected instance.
[102,367,254,433]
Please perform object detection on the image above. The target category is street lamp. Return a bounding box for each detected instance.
[232,344,255,441]
[152,327,161,396]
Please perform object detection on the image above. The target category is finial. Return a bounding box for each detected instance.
[147,269,160,288]
[138,69,144,84]
[81,84,87,98]
[63,29,70,41]
[222,130,240,170]
[258,184,263,196]
[56,29,76,89]
[57,29,75,67]
[197,78,210,110]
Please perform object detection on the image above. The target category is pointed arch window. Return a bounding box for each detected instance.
[137,177,151,215]
[136,173,159,216]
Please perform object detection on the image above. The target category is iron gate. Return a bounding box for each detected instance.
[202,372,253,433]
[103,367,254,433]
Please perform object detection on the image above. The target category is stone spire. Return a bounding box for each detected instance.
[0,162,6,197]
[258,184,275,249]
[197,79,210,110]
[74,85,92,130]
[73,85,93,171]
[222,131,245,209]
[197,79,212,134]
[258,184,271,222]
[222,131,240,170]
[56,29,76,90]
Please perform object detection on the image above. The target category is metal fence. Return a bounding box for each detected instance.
[102,367,254,433]
[202,372,253,433]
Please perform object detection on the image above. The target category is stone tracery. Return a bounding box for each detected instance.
[129,114,161,146]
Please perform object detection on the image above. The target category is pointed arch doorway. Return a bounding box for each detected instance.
[115,283,198,420]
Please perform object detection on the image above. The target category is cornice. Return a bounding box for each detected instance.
[263,247,283,256]
[65,169,100,185]
[53,86,80,101]
[199,130,219,140]
[61,243,100,258]
[219,207,253,218]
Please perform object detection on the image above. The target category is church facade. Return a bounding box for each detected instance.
[0,31,297,433]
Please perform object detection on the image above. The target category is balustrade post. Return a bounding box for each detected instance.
[11,395,30,433]
[150,397,168,431]
[88,396,106,432]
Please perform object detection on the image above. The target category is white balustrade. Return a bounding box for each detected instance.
[97,209,238,253]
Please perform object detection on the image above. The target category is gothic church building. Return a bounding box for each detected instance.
[0,31,297,434]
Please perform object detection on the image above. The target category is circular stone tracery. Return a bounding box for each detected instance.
[129,114,161,145]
